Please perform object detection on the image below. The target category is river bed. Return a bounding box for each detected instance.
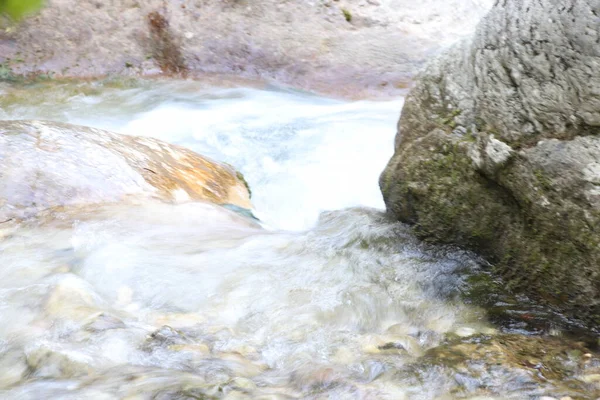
[0,80,598,399]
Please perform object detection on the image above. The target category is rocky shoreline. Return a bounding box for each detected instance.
[0,0,492,98]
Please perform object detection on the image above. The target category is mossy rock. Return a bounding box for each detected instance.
[380,0,600,327]
[419,334,599,396]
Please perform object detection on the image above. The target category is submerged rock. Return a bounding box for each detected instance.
[380,0,600,323]
[0,120,252,221]
[25,342,95,379]
[413,334,600,398]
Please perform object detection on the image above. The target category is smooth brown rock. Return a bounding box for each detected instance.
[0,120,251,221]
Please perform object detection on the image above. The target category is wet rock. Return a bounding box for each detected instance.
[413,334,600,398]
[142,325,192,351]
[0,120,252,221]
[84,313,127,332]
[361,334,423,357]
[380,0,600,324]
[151,312,206,329]
[230,377,256,391]
[45,274,106,322]
[331,346,356,365]
[0,350,28,389]
[25,342,95,378]
[580,373,600,384]
[2,0,492,96]
[454,327,477,338]
[223,391,252,400]
[169,343,211,356]
[218,352,268,378]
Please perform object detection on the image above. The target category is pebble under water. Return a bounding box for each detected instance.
[0,80,599,399]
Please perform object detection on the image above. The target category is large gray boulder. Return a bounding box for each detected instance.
[381,0,600,322]
[0,120,252,221]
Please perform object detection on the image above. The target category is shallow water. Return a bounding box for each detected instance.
[0,80,599,399]
[0,80,401,230]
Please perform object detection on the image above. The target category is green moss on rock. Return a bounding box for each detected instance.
[380,1,600,326]
[342,8,352,22]
[235,170,251,198]
[381,121,600,326]
[383,130,519,253]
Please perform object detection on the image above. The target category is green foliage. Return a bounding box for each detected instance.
[342,8,352,22]
[0,0,43,21]
[0,62,15,81]
[0,58,54,83]
[235,170,252,198]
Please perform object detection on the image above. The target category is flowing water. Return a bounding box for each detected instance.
[0,80,599,399]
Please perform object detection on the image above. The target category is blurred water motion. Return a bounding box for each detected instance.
[0,81,598,399]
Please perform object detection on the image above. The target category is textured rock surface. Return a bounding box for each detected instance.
[417,333,600,397]
[0,120,251,221]
[0,0,492,97]
[381,0,600,322]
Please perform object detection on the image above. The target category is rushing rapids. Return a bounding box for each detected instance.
[0,80,599,399]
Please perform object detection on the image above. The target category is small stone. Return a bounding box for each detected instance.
[223,391,251,400]
[484,135,513,170]
[169,343,211,355]
[567,349,582,359]
[332,346,355,364]
[45,275,103,322]
[227,344,258,358]
[231,377,256,390]
[361,334,422,357]
[0,351,28,388]
[142,325,190,351]
[385,323,412,335]
[84,313,126,332]
[580,374,600,383]
[218,353,267,377]
[453,126,467,135]
[583,162,600,184]
[153,312,205,328]
[481,327,498,335]
[26,343,94,379]
[455,327,477,337]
